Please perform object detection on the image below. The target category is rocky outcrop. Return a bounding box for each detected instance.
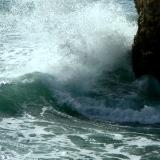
[132,0,160,80]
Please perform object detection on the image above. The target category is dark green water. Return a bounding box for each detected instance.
[0,0,160,159]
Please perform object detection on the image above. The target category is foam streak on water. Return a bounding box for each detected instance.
[0,113,160,160]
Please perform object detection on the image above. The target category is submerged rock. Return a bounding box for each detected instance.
[132,0,160,80]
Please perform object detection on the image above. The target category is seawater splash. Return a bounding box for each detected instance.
[0,0,137,80]
[1,1,160,160]
[0,0,160,124]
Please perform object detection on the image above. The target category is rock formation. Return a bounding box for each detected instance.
[132,0,160,80]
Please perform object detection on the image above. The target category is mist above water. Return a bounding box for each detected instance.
[1,0,160,124]
[0,0,137,81]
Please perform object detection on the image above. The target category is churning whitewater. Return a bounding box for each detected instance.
[0,0,160,159]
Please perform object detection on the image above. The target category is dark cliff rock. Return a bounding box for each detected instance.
[132,0,160,80]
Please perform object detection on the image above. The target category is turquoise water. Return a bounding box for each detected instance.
[0,0,160,159]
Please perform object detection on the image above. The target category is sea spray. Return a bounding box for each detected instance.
[0,0,137,81]
[0,1,160,160]
[1,0,160,124]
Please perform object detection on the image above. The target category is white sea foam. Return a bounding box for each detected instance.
[0,1,160,160]
[0,114,159,160]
